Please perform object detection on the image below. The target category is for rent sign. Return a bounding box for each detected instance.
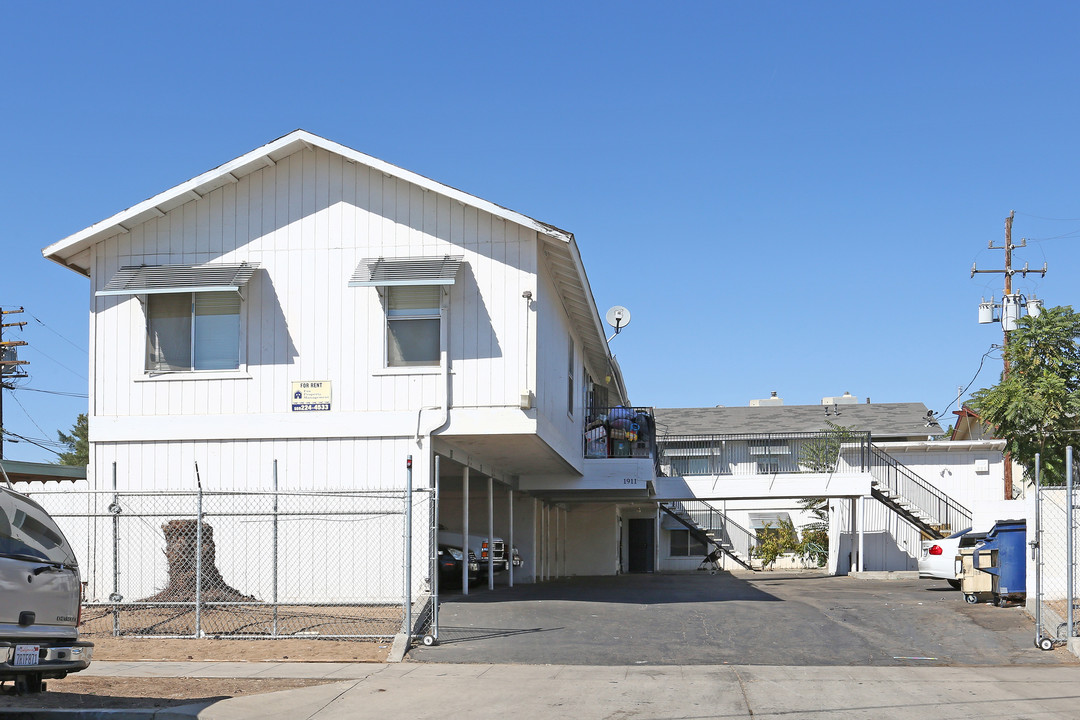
[291,381,331,411]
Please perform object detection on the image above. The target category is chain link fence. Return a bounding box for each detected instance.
[26,485,434,640]
[1033,448,1079,648]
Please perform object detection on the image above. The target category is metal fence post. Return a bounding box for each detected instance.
[432,454,440,642]
[272,459,279,638]
[195,468,203,639]
[404,455,413,642]
[1067,446,1074,639]
[1034,453,1042,644]
[111,462,119,637]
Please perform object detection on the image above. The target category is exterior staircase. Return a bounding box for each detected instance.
[865,444,972,540]
[660,500,759,571]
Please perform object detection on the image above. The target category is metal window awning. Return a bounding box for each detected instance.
[349,255,464,287]
[96,263,260,296]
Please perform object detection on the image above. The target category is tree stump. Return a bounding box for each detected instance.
[140,519,256,603]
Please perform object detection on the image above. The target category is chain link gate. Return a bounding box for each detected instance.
[1033,448,1079,650]
[27,477,436,643]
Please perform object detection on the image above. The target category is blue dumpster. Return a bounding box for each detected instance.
[971,519,1027,606]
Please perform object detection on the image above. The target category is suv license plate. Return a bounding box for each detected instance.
[14,645,40,666]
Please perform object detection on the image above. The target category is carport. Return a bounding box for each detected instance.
[434,452,576,595]
[431,451,659,598]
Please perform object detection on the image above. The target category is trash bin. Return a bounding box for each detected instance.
[971,519,1027,607]
[956,545,993,604]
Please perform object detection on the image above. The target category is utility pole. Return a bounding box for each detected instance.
[0,307,29,460]
[971,211,1047,499]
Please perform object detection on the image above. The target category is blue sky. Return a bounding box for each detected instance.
[2,2,1078,462]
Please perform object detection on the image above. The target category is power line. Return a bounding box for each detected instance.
[934,345,1000,421]
[14,387,88,399]
[30,314,87,354]
[24,345,87,381]
[9,391,50,439]
[1,306,28,461]
[0,430,63,456]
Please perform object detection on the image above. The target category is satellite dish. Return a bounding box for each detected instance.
[605,306,631,341]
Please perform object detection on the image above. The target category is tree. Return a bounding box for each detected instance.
[56,413,88,467]
[753,518,829,569]
[801,421,861,473]
[969,305,1080,485]
[794,422,859,566]
[754,519,800,568]
[797,497,829,567]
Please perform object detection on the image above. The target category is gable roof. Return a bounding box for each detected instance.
[654,402,943,441]
[951,405,991,441]
[43,129,575,273]
[41,130,626,402]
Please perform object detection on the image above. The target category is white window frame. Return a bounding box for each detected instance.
[383,285,445,370]
[144,290,246,375]
[669,529,707,558]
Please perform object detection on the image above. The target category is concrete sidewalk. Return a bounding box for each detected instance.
[6,661,1080,719]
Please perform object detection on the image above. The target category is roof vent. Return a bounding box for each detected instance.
[749,391,783,407]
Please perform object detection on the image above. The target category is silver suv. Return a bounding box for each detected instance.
[0,485,92,693]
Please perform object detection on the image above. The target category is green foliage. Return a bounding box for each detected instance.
[798,527,829,568]
[753,518,829,568]
[931,424,954,442]
[969,305,1080,485]
[754,519,799,567]
[56,413,89,467]
[797,497,829,567]
[801,421,861,473]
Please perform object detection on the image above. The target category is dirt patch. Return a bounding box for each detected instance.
[0,676,339,711]
[92,636,390,662]
[80,603,403,638]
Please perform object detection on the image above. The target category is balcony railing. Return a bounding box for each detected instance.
[584,406,657,462]
[657,431,873,477]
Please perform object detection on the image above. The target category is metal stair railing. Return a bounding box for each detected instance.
[661,500,758,571]
[863,444,972,538]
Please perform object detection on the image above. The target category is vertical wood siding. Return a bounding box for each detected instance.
[94,436,423,492]
[533,247,585,462]
[90,147,536,420]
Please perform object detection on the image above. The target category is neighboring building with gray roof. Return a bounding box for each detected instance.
[653,402,942,442]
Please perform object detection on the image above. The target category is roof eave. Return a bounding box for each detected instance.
[43,129,575,272]
[538,232,627,404]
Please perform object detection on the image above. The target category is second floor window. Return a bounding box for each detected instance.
[386,285,441,367]
[147,292,241,372]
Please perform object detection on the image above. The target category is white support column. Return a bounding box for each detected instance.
[487,476,494,590]
[541,503,546,582]
[544,504,550,581]
[857,496,865,573]
[508,490,514,588]
[462,466,469,595]
[655,509,661,574]
[534,497,541,583]
[557,507,565,578]
[563,507,569,577]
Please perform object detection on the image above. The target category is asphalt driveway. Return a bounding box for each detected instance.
[411,571,1078,666]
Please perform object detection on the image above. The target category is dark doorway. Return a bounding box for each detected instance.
[628,518,655,573]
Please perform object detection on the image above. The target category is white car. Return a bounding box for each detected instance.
[918,528,972,589]
[1,485,93,693]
